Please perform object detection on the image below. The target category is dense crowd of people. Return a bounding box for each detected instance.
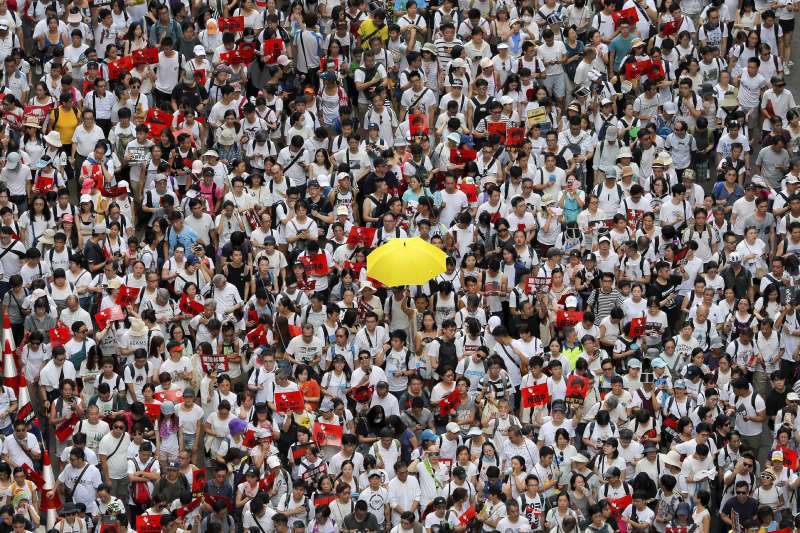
[0,0,796,530]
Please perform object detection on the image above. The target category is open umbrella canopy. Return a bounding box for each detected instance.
[366,237,447,287]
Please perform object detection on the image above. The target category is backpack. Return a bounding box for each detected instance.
[130,457,155,507]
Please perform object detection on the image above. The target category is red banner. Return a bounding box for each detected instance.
[458,183,478,203]
[300,253,330,277]
[409,112,429,137]
[507,127,525,147]
[200,353,229,374]
[521,383,549,408]
[179,294,204,316]
[33,175,55,194]
[153,388,181,402]
[556,310,584,327]
[55,413,79,443]
[107,55,133,80]
[219,16,245,32]
[275,390,304,412]
[263,38,284,63]
[487,122,507,144]
[23,103,52,125]
[625,59,652,81]
[132,47,158,65]
[629,316,646,337]
[115,285,139,307]
[660,20,678,35]
[439,389,461,416]
[99,185,128,198]
[136,516,162,533]
[191,468,206,493]
[144,403,161,419]
[346,226,376,247]
[297,279,316,291]
[204,494,233,512]
[49,326,70,347]
[459,506,477,525]
[313,422,343,447]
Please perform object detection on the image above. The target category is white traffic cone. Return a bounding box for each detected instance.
[1,312,17,394]
[40,449,60,529]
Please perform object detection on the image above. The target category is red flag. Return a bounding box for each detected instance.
[781,447,798,470]
[611,7,638,27]
[48,326,70,347]
[242,429,257,447]
[275,390,304,412]
[220,47,255,65]
[314,495,336,506]
[288,325,302,338]
[342,260,366,274]
[154,389,182,403]
[319,55,340,71]
[246,324,269,346]
[459,506,477,525]
[300,253,330,277]
[55,413,79,443]
[297,279,317,291]
[608,494,632,516]
[458,183,478,202]
[146,122,167,139]
[146,107,173,126]
[107,55,133,80]
[179,294,205,316]
[646,61,666,81]
[94,309,112,331]
[409,112,429,137]
[350,384,373,403]
[487,122,507,144]
[115,285,140,307]
[259,470,277,492]
[439,389,461,416]
[136,514,163,533]
[132,47,158,65]
[313,422,343,447]
[292,444,309,460]
[556,310,585,327]
[143,403,161,419]
[629,316,646,338]
[33,175,55,194]
[191,468,206,493]
[450,147,477,165]
[507,127,525,147]
[203,494,233,512]
[660,20,678,35]
[200,353,229,373]
[346,226,376,247]
[262,38,284,63]
[218,16,245,32]
[99,185,128,198]
[21,463,44,490]
[521,383,550,408]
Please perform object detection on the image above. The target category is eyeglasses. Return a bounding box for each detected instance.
[113,425,126,430]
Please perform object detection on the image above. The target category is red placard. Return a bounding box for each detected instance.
[507,127,525,147]
[450,147,477,165]
[297,279,317,291]
[300,253,330,277]
[179,294,205,316]
[191,468,206,494]
[115,285,140,307]
[144,403,161,419]
[192,68,207,86]
[487,122,507,144]
[409,112,429,137]
[521,383,549,408]
[220,47,255,65]
[275,390,304,412]
[200,354,230,373]
[242,429,257,447]
[219,16,245,32]
[629,316,646,337]
[263,38,284,63]
[625,59,652,81]
[292,444,309,461]
[313,422,343,447]
[556,310,585,327]
[246,324,269,346]
[146,107,173,126]
[646,61,666,82]
[346,226,376,247]
[146,122,167,140]
[343,260,366,274]
[55,413,79,443]
[33,175,55,194]
[288,324,302,338]
[459,506,477,525]
[21,463,44,490]
[107,55,133,80]
[136,516,162,533]
[154,388,182,402]
[439,389,461,416]
[608,494,632,516]
[320,55,340,71]
[565,374,590,406]
[660,20,678,36]
[458,183,478,202]
[350,384,373,403]
[314,494,335,506]
[49,326,70,346]
[611,7,638,27]
[781,447,798,470]
[99,186,128,198]
[132,47,158,66]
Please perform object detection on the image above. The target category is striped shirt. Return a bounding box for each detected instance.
[434,37,463,70]
[585,288,624,325]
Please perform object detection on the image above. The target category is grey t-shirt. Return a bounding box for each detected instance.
[743,212,776,244]
[756,145,790,188]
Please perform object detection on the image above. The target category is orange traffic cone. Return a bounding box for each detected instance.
[40,450,60,529]
[1,312,18,393]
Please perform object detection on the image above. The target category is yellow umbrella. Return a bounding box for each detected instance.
[366,237,447,287]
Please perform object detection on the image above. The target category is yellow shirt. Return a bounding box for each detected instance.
[50,106,80,147]
[358,19,388,49]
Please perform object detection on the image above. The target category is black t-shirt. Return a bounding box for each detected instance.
[170,83,208,110]
[83,239,105,267]
[307,195,332,227]
[342,512,380,533]
[765,387,788,419]
[647,280,678,310]
[721,496,758,524]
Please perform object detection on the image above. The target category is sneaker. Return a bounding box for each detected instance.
[786,65,792,75]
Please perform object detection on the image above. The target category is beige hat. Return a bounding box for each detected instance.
[617,147,633,160]
[38,228,55,246]
[107,278,123,290]
[572,453,589,464]
[129,318,148,336]
[479,57,493,69]
[203,150,219,158]
[44,130,62,147]
[663,451,682,469]
[23,116,41,129]
[655,151,673,167]
[217,128,236,146]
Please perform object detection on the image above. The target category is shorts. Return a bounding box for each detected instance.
[780,18,795,34]
[543,73,567,99]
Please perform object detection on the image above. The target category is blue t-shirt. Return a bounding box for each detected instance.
[609,35,634,72]
[167,226,199,254]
